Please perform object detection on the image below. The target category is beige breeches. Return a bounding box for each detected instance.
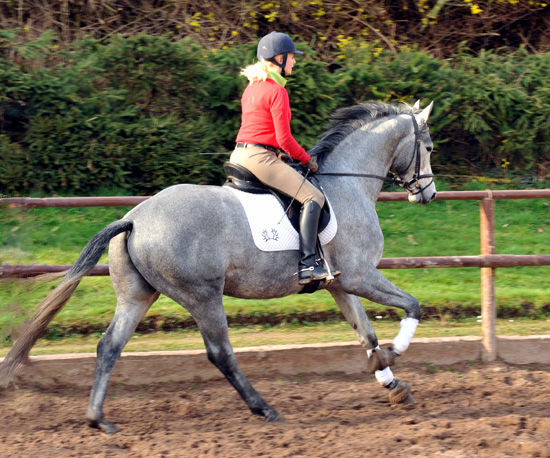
[230,146,325,207]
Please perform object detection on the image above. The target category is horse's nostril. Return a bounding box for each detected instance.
[431,192,437,201]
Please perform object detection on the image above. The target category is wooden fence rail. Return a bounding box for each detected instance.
[2,189,550,362]
[2,189,550,208]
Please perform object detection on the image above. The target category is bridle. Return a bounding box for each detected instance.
[316,114,434,196]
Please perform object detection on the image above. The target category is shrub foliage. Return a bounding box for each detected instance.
[1,1,549,59]
[1,28,550,195]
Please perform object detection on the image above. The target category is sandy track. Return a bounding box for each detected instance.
[2,360,549,457]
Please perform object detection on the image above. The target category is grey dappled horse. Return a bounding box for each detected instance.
[0,100,436,433]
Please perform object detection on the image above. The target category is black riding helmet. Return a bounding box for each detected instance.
[257,31,303,77]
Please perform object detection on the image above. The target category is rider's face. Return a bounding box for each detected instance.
[275,53,296,76]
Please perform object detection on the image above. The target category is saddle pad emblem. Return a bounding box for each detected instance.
[229,187,337,252]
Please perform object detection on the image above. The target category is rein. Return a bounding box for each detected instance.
[316,114,434,195]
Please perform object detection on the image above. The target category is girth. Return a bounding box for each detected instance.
[222,161,331,234]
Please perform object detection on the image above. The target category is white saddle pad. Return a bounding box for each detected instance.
[228,187,337,252]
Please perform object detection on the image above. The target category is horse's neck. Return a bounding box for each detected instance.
[320,116,410,204]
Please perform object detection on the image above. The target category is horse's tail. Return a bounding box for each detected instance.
[0,219,133,387]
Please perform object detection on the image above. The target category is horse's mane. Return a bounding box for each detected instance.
[309,101,414,164]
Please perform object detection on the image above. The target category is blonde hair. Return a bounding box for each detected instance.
[240,58,280,83]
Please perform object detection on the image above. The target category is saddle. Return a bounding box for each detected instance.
[222,161,331,233]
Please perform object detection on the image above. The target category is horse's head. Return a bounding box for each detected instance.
[312,100,437,205]
[390,101,437,205]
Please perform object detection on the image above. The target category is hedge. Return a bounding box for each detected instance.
[1,31,549,195]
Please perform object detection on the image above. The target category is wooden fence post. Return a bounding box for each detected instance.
[480,194,497,361]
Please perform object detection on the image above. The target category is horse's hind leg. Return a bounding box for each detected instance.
[185,295,281,422]
[86,234,160,434]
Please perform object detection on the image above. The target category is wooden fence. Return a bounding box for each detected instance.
[2,189,550,362]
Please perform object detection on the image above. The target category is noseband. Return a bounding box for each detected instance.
[316,114,434,196]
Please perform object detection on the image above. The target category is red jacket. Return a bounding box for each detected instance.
[236,77,310,164]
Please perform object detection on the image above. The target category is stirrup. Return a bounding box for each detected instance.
[298,265,329,285]
[321,257,341,284]
[297,262,340,285]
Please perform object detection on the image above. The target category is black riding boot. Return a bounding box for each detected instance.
[298,200,339,285]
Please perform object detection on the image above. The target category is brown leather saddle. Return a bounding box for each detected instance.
[222,161,331,233]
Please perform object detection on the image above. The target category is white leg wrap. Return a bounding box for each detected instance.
[367,346,395,386]
[375,366,394,387]
[392,317,419,355]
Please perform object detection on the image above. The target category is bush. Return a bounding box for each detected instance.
[1,1,549,59]
[333,44,550,178]
[1,34,225,194]
[0,33,344,195]
[441,49,550,175]
[2,31,550,196]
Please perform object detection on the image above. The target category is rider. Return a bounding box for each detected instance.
[230,31,339,285]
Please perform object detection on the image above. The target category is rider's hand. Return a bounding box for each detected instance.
[305,156,318,173]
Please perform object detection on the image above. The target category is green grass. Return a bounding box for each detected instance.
[1,182,549,344]
[1,317,548,357]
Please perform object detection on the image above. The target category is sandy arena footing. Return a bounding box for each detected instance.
[3,335,550,387]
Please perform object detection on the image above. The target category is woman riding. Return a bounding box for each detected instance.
[230,31,339,285]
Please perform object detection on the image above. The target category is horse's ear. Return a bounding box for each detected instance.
[415,101,434,124]
[413,100,420,111]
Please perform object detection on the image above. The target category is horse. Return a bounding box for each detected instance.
[0,100,437,434]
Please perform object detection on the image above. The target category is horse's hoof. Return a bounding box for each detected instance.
[366,347,395,374]
[265,410,286,423]
[388,380,414,405]
[88,418,119,434]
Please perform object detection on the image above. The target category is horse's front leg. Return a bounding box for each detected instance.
[329,287,411,403]
[347,266,422,355]
[328,287,379,352]
[334,269,421,403]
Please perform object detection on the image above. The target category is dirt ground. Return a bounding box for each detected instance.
[1,360,549,458]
